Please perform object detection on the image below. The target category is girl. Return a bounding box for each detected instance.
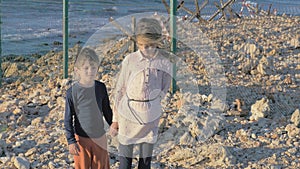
[111,18,172,169]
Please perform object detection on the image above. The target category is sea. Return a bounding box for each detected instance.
[1,0,300,57]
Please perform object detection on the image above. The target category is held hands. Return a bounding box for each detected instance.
[68,143,80,156]
[109,122,119,137]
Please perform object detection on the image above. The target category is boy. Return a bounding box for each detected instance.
[64,47,116,169]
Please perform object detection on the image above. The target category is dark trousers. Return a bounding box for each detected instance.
[118,143,154,169]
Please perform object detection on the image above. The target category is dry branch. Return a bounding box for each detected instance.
[208,0,235,21]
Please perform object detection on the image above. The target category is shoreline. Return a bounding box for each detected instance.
[0,15,299,168]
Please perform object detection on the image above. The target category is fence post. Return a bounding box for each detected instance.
[63,0,69,78]
[0,0,2,86]
[131,16,137,52]
[170,0,177,93]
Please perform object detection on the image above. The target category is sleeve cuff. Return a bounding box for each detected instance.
[112,115,118,122]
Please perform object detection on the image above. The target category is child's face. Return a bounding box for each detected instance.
[137,40,157,58]
[75,60,98,85]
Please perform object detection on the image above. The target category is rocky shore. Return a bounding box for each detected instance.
[0,15,299,169]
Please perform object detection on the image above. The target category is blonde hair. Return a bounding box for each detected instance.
[74,47,99,68]
[73,47,99,81]
[136,18,162,45]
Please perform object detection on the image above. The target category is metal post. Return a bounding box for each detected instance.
[0,0,2,86]
[170,0,177,93]
[131,16,137,52]
[63,0,69,78]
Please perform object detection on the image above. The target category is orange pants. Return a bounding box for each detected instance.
[74,135,110,169]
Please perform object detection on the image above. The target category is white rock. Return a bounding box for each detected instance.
[31,117,43,126]
[56,96,65,108]
[179,132,193,145]
[48,161,56,169]
[13,156,30,169]
[250,98,270,121]
[285,124,300,138]
[291,109,300,127]
[0,157,10,164]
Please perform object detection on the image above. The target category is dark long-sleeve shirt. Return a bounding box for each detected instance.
[64,81,113,145]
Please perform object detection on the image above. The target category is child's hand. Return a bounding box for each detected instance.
[109,122,119,137]
[68,143,80,156]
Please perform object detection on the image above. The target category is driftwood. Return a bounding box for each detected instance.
[240,1,274,17]
[109,17,132,39]
[162,0,275,24]
[177,0,208,23]
[178,1,194,15]
[191,0,208,23]
[247,3,268,15]
[171,0,240,23]
[214,0,241,20]
[162,0,170,14]
[267,4,272,15]
[109,17,137,52]
[220,0,228,20]
[208,0,236,21]
[227,2,241,19]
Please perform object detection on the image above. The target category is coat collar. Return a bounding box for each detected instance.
[137,49,159,61]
